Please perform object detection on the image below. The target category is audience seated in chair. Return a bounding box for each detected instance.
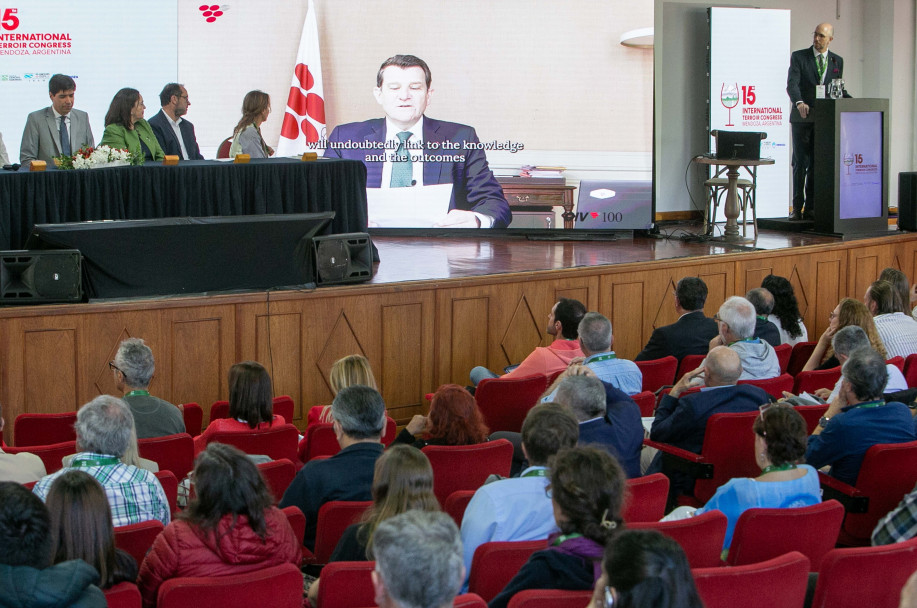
[635,276,719,363]
[866,279,917,359]
[310,354,379,425]
[394,384,489,449]
[112,338,185,440]
[804,298,888,372]
[708,296,780,380]
[761,275,808,346]
[745,288,781,347]
[0,402,45,483]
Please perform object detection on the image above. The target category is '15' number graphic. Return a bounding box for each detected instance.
[1,8,19,31]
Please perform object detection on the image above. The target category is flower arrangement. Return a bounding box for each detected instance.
[54,145,139,169]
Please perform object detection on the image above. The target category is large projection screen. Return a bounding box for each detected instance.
[708,7,791,221]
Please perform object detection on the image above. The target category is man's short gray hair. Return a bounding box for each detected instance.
[75,395,134,457]
[114,338,155,389]
[330,385,386,439]
[555,375,606,422]
[745,288,775,316]
[578,312,613,353]
[374,510,464,608]
[832,325,870,358]
[842,347,888,401]
[718,296,756,339]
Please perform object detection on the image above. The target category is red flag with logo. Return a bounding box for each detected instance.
[276,0,325,156]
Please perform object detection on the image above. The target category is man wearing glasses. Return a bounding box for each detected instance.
[149,83,204,160]
[111,337,185,439]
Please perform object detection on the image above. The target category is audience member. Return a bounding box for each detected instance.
[866,280,917,359]
[879,268,911,314]
[394,384,488,448]
[761,274,809,346]
[460,404,579,587]
[111,338,184,439]
[137,443,300,608]
[469,298,586,385]
[33,395,170,527]
[709,296,780,379]
[148,83,204,160]
[745,287,781,347]
[0,482,106,608]
[371,510,465,608]
[873,480,917,546]
[99,88,165,163]
[804,298,887,371]
[806,348,916,486]
[46,470,138,589]
[229,90,273,158]
[0,402,46,483]
[635,276,718,362]
[815,326,907,403]
[20,73,94,166]
[0,132,8,166]
[311,354,379,425]
[280,385,385,550]
[489,447,625,608]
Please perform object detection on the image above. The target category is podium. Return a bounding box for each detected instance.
[812,98,889,235]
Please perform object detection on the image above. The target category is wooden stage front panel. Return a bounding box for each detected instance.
[1,230,915,444]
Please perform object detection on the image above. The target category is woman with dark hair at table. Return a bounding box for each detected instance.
[761,274,808,346]
[229,90,273,158]
[99,88,165,163]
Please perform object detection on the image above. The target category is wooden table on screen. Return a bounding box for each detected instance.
[693,156,775,242]
[497,178,576,229]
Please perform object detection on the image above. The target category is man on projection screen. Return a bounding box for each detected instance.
[786,22,849,221]
[323,54,511,229]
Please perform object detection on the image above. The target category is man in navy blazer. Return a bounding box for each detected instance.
[635,277,718,362]
[148,83,203,161]
[323,55,511,229]
[787,23,848,221]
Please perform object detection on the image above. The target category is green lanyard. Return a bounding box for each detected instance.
[552,533,583,546]
[855,399,885,409]
[761,463,797,475]
[587,353,617,363]
[72,457,120,467]
[125,390,150,398]
[521,468,547,478]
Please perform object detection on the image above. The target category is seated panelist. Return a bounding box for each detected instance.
[99,88,165,163]
[229,90,274,158]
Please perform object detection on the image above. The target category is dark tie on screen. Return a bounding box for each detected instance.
[390,131,413,188]
[59,115,71,156]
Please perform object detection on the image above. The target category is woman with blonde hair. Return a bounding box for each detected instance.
[311,355,379,425]
[803,298,887,372]
[228,90,273,158]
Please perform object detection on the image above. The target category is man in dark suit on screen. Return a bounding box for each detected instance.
[149,83,204,160]
[787,22,849,221]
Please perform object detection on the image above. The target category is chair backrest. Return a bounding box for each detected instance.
[631,390,657,417]
[104,582,142,608]
[454,594,488,608]
[180,403,203,437]
[787,341,818,376]
[157,563,303,608]
[675,354,706,382]
[444,490,476,527]
[635,356,678,393]
[810,538,917,608]
[467,540,548,602]
[507,590,594,608]
[315,560,375,608]
[887,356,906,372]
[206,423,300,462]
[13,412,77,447]
[622,473,670,523]
[313,500,373,564]
[794,404,829,434]
[774,343,792,374]
[423,440,514,506]
[693,411,761,503]
[726,500,845,570]
[154,470,179,516]
[138,433,194,480]
[792,367,842,395]
[114,519,165,566]
[4,440,76,474]
[216,137,233,159]
[737,373,794,400]
[272,395,295,425]
[281,505,306,549]
[475,375,549,433]
[905,353,917,387]
[257,458,296,504]
[694,551,810,608]
[300,422,340,462]
[630,510,728,568]
[381,416,397,446]
[209,400,230,424]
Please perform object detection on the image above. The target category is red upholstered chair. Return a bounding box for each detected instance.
[114,519,165,566]
[792,367,841,395]
[905,353,917,387]
[887,356,906,372]
[272,395,295,425]
[138,433,194,481]
[304,500,373,565]
[475,375,549,433]
[631,390,657,417]
[208,400,230,424]
[737,373,794,400]
[725,500,845,571]
[774,342,792,374]
[205,423,300,463]
[810,538,917,608]
[675,354,706,382]
[453,594,488,608]
[154,470,179,516]
[13,412,77,447]
[104,582,142,608]
[444,490,476,527]
[281,505,306,552]
[630,510,728,568]
[507,590,594,608]
[4,440,76,474]
[467,540,548,602]
[257,458,296,504]
[180,403,203,437]
[787,341,818,376]
[381,416,397,446]
[819,440,917,546]
[314,561,375,608]
[634,356,678,393]
[622,473,669,523]
[643,411,760,506]
[423,440,513,506]
[298,422,339,463]
[693,551,810,608]
[216,137,233,159]
[794,404,829,434]
[156,563,303,608]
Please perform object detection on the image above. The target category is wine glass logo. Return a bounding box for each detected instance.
[721,83,739,126]
[843,153,854,175]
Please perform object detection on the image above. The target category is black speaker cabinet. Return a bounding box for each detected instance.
[312,233,373,286]
[899,172,917,231]
[0,250,82,303]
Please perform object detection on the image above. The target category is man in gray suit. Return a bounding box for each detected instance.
[20,74,94,166]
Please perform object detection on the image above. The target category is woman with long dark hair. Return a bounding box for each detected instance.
[228,90,273,158]
[393,384,489,448]
[761,274,808,345]
[99,87,165,162]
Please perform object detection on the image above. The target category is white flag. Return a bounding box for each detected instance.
[276,0,325,156]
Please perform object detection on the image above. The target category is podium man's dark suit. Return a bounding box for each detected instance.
[148,110,203,160]
[635,310,719,362]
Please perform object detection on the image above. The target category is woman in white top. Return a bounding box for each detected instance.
[228,90,273,158]
[762,275,808,346]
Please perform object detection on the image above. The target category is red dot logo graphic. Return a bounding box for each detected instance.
[200,4,225,23]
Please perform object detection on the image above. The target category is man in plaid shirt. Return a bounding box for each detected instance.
[873,482,917,545]
[32,395,170,527]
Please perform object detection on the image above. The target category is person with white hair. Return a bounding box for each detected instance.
[709,296,779,380]
[112,338,184,439]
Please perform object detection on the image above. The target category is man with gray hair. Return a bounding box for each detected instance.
[709,296,779,380]
[32,395,170,527]
[806,347,916,485]
[745,288,781,347]
[372,510,464,608]
[112,338,184,439]
[815,325,907,403]
[280,385,385,550]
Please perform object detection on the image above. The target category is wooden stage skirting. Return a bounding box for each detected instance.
[2,226,915,444]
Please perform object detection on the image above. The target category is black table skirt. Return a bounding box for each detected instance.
[0,158,368,249]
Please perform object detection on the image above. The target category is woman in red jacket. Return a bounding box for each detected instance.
[137,443,301,608]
